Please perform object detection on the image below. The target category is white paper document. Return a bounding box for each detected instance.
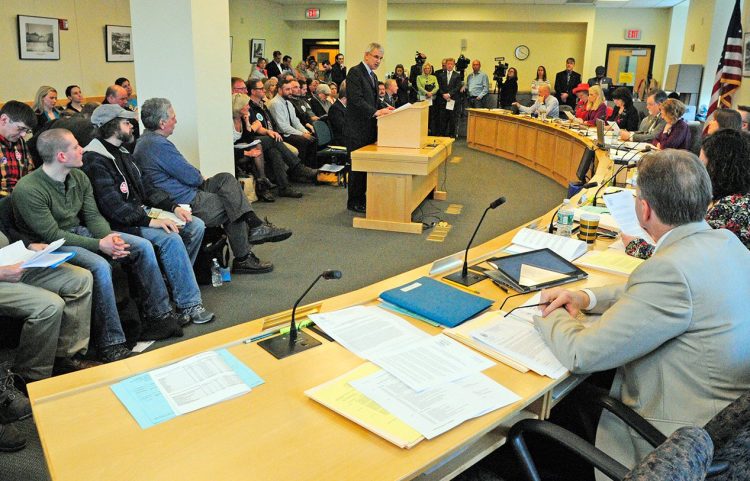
[393,102,412,113]
[233,139,261,149]
[0,239,73,268]
[602,190,650,238]
[446,100,455,111]
[309,306,428,359]
[350,370,520,439]
[504,228,587,262]
[319,163,346,173]
[149,351,250,415]
[147,208,186,227]
[470,301,567,379]
[367,334,495,392]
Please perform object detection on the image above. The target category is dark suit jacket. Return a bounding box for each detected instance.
[331,64,347,86]
[554,69,582,107]
[435,70,461,106]
[328,100,347,146]
[344,62,379,151]
[266,61,283,79]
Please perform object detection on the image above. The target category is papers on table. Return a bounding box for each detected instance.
[602,190,650,239]
[350,369,520,440]
[393,102,412,113]
[504,228,588,262]
[309,306,429,359]
[0,239,74,268]
[609,148,643,164]
[367,335,494,391]
[111,349,263,429]
[574,249,644,276]
[319,163,346,173]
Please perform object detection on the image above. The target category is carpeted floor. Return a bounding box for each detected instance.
[0,139,565,481]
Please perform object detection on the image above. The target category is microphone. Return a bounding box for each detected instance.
[445,196,506,287]
[258,269,342,359]
[547,182,598,234]
[592,162,638,207]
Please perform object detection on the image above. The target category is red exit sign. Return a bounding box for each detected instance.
[305,8,320,19]
[625,29,641,40]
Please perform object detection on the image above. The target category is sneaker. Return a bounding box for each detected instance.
[278,187,303,198]
[98,343,133,363]
[248,219,292,245]
[0,424,26,452]
[52,356,102,376]
[232,252,273,274]
[140,311,184,341]
[0,367,31,423]
[291,165,318,183]
[178,304,215,325]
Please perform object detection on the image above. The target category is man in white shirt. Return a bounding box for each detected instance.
[513,85,559,118]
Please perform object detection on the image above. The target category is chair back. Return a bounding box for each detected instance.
[687,121,703,155]
[314,120,332,148]
[624,426,713,481]
[703,390,750,480]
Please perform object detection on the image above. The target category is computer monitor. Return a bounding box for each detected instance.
[576,147,595,182]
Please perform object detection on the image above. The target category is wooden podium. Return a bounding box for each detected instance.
[351,102,453,234]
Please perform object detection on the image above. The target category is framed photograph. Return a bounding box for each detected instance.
[106,25,133,62]
[744,33,750,77]
[17,15,60,60]
[250,38,265,63]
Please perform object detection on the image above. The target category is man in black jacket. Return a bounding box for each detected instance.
[266,51,284,79]
[82,104,214,325]
[554,57,582,109]
[331,53,347,86]
[344,42,394,213]
[436,58,461,137]
[328,84,347,146]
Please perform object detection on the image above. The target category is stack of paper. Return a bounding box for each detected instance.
[574,250,644,276]
[503,228,588,262]
[0,239,74,268]
[602,190,650,239]
[111,350,264,429]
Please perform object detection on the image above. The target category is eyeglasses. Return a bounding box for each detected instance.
[233,87,248,92]
[251,87,264,91]
[11,123,32,134]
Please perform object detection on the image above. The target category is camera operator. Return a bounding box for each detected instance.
[409,52,426,103]
[466,59,489,109]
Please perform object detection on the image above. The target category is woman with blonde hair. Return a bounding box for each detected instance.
[263,77,278,102]
[32,85,60,133]
[417,63,439,134]
[232,93,274,201]
[582,85,607,126]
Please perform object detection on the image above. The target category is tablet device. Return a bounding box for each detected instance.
[484,248,588,294]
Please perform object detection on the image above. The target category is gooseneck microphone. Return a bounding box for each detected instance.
[547,182,597,234]
[290,270,342,343]
[259,269,342,359]
[592,162,637,207]
[445,196,506,287]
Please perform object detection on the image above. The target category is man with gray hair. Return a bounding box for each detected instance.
[344,42,394,213]
[619,89,667,143]
[535,149,750,474]
[133,98,291,275]
[513,84,559,119]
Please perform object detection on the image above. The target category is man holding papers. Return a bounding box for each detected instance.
[534,150,750,475]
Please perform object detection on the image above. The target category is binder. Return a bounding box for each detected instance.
[379,276,493,328]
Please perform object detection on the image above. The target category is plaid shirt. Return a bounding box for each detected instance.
[0,134,34,197]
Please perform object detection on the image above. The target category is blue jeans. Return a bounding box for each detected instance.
[139,216,205,310]
[59,232,172,347]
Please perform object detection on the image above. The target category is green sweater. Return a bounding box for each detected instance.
[12,168,111,252]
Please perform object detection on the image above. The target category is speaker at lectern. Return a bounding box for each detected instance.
[377,101,430,149]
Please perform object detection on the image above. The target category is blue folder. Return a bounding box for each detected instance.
[379,276,494,328]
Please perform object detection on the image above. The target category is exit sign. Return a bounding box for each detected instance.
[625,29,642,40]
[305,8,320,19]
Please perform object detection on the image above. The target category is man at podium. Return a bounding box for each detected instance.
[344,42,394,213]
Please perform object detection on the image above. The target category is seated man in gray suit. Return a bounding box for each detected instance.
[535,149,750,475]
[619,90,667,143]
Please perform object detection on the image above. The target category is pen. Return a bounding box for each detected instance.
[243,330,278,343]
[442,278,481,295]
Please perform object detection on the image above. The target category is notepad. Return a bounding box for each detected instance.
[379,277,493,328]
[504,228,588,262]
[305,363,424,449]
[574,249,644,276]
[0,239,74,268]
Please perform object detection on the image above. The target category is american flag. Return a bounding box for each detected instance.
[705,0,743,127]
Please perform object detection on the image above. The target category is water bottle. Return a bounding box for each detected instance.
[211,258,223,287]
[538,104,547,121]
[557,199,574,237]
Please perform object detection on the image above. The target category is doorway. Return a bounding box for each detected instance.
[605,44,656,100]
[302,39,340,65]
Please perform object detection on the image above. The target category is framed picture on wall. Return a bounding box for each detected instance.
[250,38,265,63]
[744,33,750,77]
[106,25,133,62]
[17,15,60,60]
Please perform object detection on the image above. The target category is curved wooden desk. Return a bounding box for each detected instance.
[29,123,620,481]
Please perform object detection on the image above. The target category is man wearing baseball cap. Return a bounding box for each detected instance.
[83,104,215,325]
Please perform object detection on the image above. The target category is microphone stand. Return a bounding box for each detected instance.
[259,270,341,360]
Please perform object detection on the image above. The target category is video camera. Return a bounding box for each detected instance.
[493,57,509,82]
[415,51,426,66]
[455,54,470,72]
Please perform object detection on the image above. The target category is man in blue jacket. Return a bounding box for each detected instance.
[82,104,214,325]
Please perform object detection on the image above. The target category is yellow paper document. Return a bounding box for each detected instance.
[574,250,644,276]
[305,363,424,449]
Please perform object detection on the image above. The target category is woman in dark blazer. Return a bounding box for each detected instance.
[393,64,410,107]
[653,98,691,150]
[499,68,519,109]
[608,87,640,131]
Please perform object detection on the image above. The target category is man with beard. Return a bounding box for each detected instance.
[267,78,319,168]
[82,104,214,325]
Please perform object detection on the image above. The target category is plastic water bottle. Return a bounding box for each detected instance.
[211,258,223,287]
[557,199,574,237]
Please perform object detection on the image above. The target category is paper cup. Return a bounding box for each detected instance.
[578,213,600,243]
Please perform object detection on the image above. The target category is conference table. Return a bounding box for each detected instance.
[28,111,624,481]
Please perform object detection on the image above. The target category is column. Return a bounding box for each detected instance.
[130,0,232,176]
[345,0,387,75]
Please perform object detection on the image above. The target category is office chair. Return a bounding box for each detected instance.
[312,120,349,186]
[508,420,713,481]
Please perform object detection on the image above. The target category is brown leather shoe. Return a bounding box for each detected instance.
[52,356,103,376]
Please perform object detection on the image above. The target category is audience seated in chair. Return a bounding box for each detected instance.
[82,104,215,325]
[0,102,37,197]
[267,78,319,168]
[133,97,292,275]
[653,98,691,150]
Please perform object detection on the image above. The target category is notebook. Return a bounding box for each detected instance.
[379,276,493,328]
